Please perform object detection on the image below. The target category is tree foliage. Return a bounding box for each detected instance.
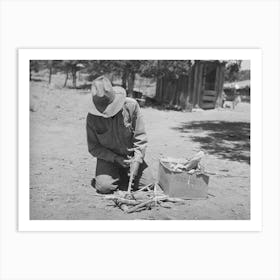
[59,60,87,88]
[224,60,242,82]
[29,59,242,90]
[86,60,147,95]
[140,60,192,79]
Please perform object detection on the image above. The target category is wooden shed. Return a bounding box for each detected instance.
[155,60,226,110]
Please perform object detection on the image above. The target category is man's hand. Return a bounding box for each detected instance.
[114,152,142,178]
[126,148,143,177]
[114,155,130,168]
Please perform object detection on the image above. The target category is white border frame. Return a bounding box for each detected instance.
[18,48,262,232]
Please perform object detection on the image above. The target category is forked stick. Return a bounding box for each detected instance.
[126,198,154,214]
[134,183,154,193]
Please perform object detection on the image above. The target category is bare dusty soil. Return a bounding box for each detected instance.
[30,79,250,220]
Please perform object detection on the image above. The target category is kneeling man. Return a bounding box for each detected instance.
[86,75,153,194]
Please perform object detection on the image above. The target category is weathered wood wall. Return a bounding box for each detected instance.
[155,61,226,110]
[155,75,189,108]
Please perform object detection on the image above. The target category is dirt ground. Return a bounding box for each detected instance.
[30,77,250,220]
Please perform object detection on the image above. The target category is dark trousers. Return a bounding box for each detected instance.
[94,158,154,194]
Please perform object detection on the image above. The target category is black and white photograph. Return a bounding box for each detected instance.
[28,57,251,221]
[2,0,280,279]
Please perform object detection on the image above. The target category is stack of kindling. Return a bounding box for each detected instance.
[160,151,205,174]
[104,183,185,214]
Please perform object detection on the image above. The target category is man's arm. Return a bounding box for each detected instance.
[131,102,148,163]
[124,101,148,178]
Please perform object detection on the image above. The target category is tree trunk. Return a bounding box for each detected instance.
[127,72,135,97]
[121,71,127,89]
[63,70,69,88]
[155,61,162,102]
[72,69,77,88]
[48,66,52,84]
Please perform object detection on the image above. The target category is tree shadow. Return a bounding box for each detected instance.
[70,83,92,90]
[172,121,250,164]
[142,97,184,111]
[31,77,46,82]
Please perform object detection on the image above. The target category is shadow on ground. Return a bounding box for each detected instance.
[141,97,185,111]
[172,121,250,164]
[31,77,46,82]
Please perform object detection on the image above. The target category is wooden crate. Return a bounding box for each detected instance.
[158,160,210,199]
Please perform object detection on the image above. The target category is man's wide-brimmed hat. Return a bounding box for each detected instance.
[88,76,126,118]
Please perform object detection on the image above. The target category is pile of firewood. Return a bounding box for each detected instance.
[160,151,205,173]
[104,183,185,214]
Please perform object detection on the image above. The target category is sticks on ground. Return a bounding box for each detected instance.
[104,183,185,214]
